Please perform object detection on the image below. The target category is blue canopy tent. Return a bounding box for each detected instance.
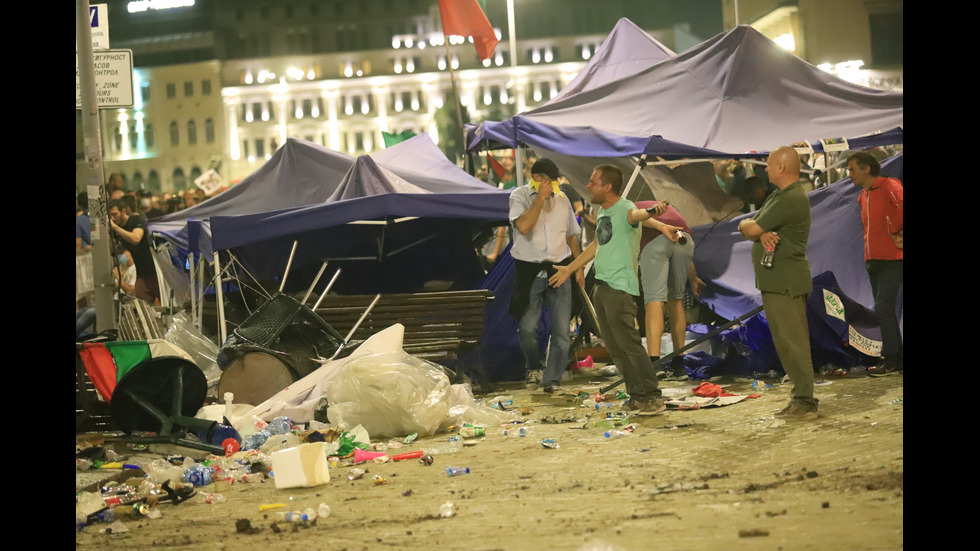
[550,17,675,102]
[466,22,903,379]
[467,24,903,159]
[149,134,510,295]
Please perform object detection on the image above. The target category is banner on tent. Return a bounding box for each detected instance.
[823,288,882,357]
[848,326,881,358]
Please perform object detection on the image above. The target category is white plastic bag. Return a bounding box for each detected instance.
[325,351,452,438]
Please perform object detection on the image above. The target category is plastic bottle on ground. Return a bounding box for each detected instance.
[439,502,458,517]
[183,464,215,486]
[267,416,292,435]
[242,429,272,451]
[445,466,470,477]
[276,510,306,523]
[318,503,331,519]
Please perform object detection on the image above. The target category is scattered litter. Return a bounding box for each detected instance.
[541,439,560,449]
[439,502,457,518]
[541,411,580,424]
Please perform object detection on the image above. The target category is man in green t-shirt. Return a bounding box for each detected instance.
[550,165,683,416]
[737,146,818,420]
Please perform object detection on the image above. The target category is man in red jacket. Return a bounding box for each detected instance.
[847,151,903,375]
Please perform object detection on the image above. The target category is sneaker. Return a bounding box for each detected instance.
[543,385,558,394]
[868,358,903,377]
[634,398,667,416]
[774,405,818,420]
[525,370,543,390]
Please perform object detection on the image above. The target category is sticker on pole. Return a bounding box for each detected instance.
[76,50,134,109]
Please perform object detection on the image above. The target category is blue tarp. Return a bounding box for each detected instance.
[675,154,904,377]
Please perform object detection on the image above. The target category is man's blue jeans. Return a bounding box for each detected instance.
[517,276,572,387]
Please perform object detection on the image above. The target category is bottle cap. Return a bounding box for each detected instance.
[223,438,240,456]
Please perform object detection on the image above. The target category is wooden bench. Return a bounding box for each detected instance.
[313,289,495,391]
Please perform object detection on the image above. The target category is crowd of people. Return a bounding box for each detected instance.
[502,146,902,421]
[75,174,228,339]
[77,146,903,417]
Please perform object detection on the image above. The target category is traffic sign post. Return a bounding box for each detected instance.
[89,3,110,50]
[77,0,117,332]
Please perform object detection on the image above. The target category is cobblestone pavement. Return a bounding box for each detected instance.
[77,370,903,551]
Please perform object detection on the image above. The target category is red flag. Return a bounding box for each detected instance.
[437,0,499,61]
[487,153,507,180]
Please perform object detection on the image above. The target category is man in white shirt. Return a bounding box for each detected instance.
[508,158,584,392]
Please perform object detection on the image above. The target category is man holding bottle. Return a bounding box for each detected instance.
[737,146,817,420]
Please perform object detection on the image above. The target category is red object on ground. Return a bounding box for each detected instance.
[392,450,425,461]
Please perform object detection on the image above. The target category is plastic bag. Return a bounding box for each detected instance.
[445,383,513,429]
[325,351,453,438]
[164,311,222,388]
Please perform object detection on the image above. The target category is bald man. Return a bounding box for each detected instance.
[737,146,818,420]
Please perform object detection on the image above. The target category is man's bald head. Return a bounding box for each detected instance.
[765,146,802,188]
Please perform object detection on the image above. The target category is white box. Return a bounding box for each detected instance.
[271,442,331,489]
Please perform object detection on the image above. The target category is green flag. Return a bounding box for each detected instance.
[382,130,417,148]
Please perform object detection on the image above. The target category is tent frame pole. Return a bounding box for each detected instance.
[213,253,227,344]
[188,252,198,330]
[620,154,648,200]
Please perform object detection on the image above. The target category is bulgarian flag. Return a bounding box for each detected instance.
[437,0,499,61]
[78,339,194,402]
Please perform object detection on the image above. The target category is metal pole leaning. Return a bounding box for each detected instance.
[330,293,381,361]
[312,269,342,312]
[578,279,601,338]
[279,240,299,293]
[620,154,648,200]
[302,261,329,305]
[599,305,764,394]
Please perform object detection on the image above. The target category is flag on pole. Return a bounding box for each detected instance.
[487,153,507,181]
[382,130,417,148]
[437,0,499,61]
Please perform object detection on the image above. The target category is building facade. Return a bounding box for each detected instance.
[77,0,901,194]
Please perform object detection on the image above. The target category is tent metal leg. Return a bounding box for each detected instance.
[214,253,227,344]
[620,153,648,199]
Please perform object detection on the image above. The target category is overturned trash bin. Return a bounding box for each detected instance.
[104,351,239,455]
